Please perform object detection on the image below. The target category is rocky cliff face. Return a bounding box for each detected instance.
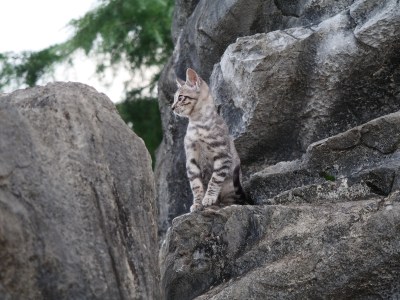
[0,83,160,299]
[160,111,400,299]
[158,0,400,298]
[156,0,400,236]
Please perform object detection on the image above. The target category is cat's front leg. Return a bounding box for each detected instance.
[202,153,232,207]
[185,140,204,212]
[187,159,204,212]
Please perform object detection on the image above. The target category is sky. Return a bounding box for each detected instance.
[0,0,136,103]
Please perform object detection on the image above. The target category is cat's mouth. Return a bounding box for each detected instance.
[173,106,194,118]
[173,108,189,117]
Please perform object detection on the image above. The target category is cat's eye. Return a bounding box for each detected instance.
[179,95,196,102]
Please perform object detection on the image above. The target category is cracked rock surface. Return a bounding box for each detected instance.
[247,111,400,204]
[156,0,400,236]
[0,83,160,300]
[212,0,400,174]
[159,0,400,298]
[162,197,400,299]
[160,112,400,299]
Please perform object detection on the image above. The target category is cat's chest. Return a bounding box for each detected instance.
[187,126,216,162]
[189,127,214,148]
[198,140,213,162]
[197,137,214,181]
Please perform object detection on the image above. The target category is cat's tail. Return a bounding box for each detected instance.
[233,165,254,205]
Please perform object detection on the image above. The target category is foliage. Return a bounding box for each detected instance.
[0,46,67,90]
[0,0,174,161]
[0,0,174,90]
[67,0,174,74]
[320,171,336,182]
[116,95,162,166]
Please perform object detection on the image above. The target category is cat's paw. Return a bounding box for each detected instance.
[190,203,203,212]
[202,196,217,207]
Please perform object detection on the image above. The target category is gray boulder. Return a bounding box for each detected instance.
[159,0,400,298]
[212,0,400,174]
[160,111,400,299]
[247,110,400,204]
[173,0,358,80]
[156,0,400,235]
[0,82,160,299]
[162,197,400,299]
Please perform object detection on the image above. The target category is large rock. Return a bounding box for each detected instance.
[212,0,400,174]
[156,0,400,234]
[247,110,400,204]
[0,82,160,299]
[158,0,400,297]
[160,111,400,299]
[161,198,400,299]
[173,0,357,80]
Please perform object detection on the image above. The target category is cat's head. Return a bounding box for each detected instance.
[172,68,208,118]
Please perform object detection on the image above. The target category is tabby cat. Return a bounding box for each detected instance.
[172,68,248,212]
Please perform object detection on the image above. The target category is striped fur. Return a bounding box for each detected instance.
[172,68,248,212]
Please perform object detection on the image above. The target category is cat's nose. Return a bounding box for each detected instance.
[171,103,176,111]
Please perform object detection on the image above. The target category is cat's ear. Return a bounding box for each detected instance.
[186,68,201,89]
[176,77,185,88]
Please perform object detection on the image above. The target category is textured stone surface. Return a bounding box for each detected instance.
[0,82,159,299]
[156,0,400,236]
[212,0,400,173]
[160,111,400,299]
[247,111,400,204]
[158,0,400,296]
[161,198,400,299]
[351,0,400,48]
